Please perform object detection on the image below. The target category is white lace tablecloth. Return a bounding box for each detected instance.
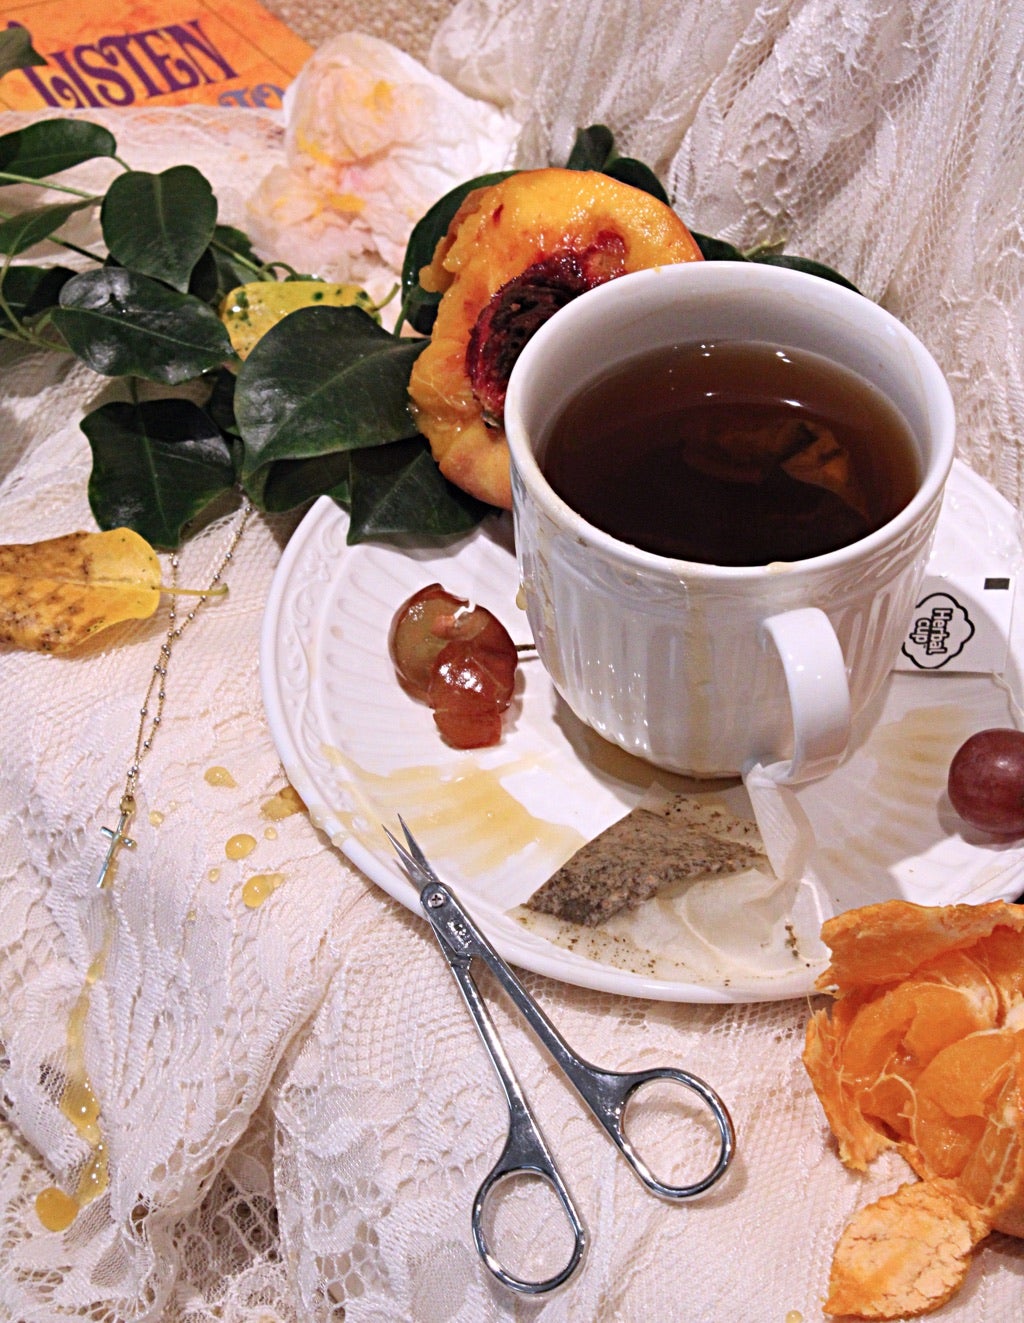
[3,0,1024,1316]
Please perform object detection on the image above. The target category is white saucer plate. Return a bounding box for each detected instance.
[260,460,1024,1003]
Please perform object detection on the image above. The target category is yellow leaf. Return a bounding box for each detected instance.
[219,279,378,359]
[0,528,162,654]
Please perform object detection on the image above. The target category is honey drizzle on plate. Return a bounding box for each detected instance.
[317,745,585,878]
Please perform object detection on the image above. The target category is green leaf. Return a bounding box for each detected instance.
[235,304,427,499]
[0,27,46,80]
[690,231,862,291]
[83,398,235,548]
[0,263,74,327]
[0,197,94,256]
[186,246,221,305]
[0,119,117,184]
[260,450,353,513]
[101,165,217,291]
[750,251,861,293]
[691,231,748,262]
[190,224,269,306]
[204,365,240,437]
[347,438,489,543]
[565,124,617,171]
[211,224,264,269]
[564,127,669,204]
[603,157,669,204]
[51,268,235,383]
[399,169,515,335]
[204,224,267,300]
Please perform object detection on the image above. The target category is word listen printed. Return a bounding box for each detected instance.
[4,19,278,109]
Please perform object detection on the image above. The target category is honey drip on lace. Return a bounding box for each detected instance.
[35,958,108,1231]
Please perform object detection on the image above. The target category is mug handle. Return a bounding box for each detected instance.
[759,607,851,784]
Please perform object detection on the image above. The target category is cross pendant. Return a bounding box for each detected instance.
[95,798,137,890]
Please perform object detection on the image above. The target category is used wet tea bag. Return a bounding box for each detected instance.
[526,787,769,926]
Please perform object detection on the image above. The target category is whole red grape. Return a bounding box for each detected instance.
[947,728,1024,835]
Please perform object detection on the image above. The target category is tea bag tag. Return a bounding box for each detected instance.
[895,574,1016,674]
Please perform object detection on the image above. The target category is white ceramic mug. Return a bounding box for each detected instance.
[504,262,955,782]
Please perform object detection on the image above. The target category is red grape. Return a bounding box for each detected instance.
[947,728,1024,835]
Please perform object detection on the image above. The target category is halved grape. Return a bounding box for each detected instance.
[389,583,519,748]
[947,728,1024,836]
[428,627,518,748]
[430,660,504,748]
[389,583,507,699]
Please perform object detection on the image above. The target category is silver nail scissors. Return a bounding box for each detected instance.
[383,817,736,1296]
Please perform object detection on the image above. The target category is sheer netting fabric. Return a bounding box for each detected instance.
[2,0,1024,1315]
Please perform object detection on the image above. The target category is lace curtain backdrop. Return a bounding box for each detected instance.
[432,0,1024,512]
[1,2,1023,1321]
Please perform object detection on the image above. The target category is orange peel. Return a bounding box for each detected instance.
[825,1177,990,1319]
[407,168,702,509]
[803,898,1024,1318]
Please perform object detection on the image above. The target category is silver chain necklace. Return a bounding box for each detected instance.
[94,499,253,890]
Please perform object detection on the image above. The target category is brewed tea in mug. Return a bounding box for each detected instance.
[539,339,920,566]
[506,262,955,779]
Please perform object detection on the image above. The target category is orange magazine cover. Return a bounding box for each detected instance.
[0,0,312,111]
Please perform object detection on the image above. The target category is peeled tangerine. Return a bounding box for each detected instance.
[407,168,703,509]
[803,899,1024,1319]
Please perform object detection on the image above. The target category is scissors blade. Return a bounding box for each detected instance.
[383,818,494,973]
[382,815,441,891]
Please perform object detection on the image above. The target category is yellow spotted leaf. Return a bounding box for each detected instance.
[0,528,161,653]
[220,280,378,359]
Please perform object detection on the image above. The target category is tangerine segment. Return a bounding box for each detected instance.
[974,926,1024,1014]
[407,168,702,509]
[804,959,1001,1171]
[839,971,997,1081]
[824,1177,990,1319]
[957,1039,1024,1236]
[804,990,905,1171]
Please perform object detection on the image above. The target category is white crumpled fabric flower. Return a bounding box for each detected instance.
[246,33,521,301]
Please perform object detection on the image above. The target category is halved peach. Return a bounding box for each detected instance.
[407,168,702,508]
